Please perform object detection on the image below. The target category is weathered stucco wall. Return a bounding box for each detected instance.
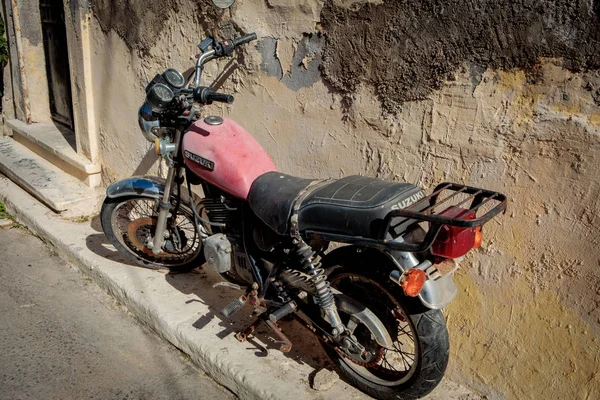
[87,1,600,398]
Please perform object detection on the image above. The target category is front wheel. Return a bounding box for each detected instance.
[322,249,449,400]
[100,195,205,272]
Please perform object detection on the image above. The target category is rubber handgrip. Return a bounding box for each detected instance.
[233,33,257,46]
[207,91,234,104]
[193,87,234,104]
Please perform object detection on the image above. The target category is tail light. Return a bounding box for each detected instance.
[431,206,479,259]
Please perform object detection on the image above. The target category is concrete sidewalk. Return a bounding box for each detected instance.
[0,175,480,400]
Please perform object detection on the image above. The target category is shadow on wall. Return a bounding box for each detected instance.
[0,13,8,112]
[90,0,222,55]
[320,0,600,113]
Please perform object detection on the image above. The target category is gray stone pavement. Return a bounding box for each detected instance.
[0,224,235,400]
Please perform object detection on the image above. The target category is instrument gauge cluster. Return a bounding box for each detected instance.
[145,83,175,112]
[162,68,185,89]
[143,68,186,112]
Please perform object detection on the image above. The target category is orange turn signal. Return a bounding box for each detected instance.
[473,227,483,249]
[400,269,427,297]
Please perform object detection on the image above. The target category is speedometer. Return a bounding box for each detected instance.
[145,83,175,112]
[162,68,185,89]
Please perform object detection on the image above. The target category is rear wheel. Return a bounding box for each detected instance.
[100,196,205,272]
[322,249,449,400]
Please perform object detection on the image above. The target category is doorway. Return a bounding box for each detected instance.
[39,0,74,130]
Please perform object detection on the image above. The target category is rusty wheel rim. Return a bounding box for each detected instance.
[126,217,157,256]
[111,197,202,266]
[330,273,418,386]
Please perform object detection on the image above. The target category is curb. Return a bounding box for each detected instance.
[0,176,479,400]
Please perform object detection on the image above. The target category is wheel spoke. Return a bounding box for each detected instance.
[395,349,410,370]
[131,201,147,219]
[329,272,428,386]
[397,322,414,340]
[389,343,414,369]
[381,352,400,373]
[110,198,201,266]
[400,352,412,369]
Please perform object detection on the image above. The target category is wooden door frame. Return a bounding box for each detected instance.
[2,0,99,163]
[62,0,99,162]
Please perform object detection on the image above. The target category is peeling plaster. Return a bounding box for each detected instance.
[320,0,600,112]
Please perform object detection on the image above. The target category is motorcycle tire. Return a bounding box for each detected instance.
[101,195,205,272]
[321,247,449,400]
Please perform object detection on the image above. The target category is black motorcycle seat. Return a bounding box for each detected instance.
[248,173,315,234]
[248,172,425,239]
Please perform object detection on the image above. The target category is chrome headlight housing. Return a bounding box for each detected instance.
[138,68,184,142]
[138,103,160,142]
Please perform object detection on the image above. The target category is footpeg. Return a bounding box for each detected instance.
[220,295,246,318]
[268,301,297,322]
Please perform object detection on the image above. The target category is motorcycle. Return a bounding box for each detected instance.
[100,32,506,399]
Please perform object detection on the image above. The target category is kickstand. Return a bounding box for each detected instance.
[235,316,293,353]
[235,318,261,342]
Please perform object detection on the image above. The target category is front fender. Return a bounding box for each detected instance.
[106,176,167,199]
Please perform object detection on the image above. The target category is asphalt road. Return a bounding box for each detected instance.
[0,223,235,400]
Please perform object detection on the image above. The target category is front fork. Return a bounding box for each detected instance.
[151,166,177,254]
[152,129,183,255]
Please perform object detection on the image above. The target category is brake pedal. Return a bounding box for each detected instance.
[220,295,246,318]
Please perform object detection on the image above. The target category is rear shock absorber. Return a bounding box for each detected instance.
[294,240,344,334]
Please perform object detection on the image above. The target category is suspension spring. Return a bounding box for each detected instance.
[294,242,336,313]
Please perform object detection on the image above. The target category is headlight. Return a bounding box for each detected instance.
[138,103,160,142]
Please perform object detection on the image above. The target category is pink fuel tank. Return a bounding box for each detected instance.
[182,116,277,200]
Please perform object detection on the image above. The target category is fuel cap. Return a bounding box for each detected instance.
[204,116,223,125]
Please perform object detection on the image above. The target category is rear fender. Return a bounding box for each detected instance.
[386,249,458,310]
[323,246,457,310]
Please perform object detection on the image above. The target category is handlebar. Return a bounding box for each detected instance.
[233,33,257,47]
[214,33,258,57]
[193,86,234,105]
[190,32,256,101]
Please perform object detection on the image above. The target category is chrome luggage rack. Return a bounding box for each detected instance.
[305,182,507,253]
